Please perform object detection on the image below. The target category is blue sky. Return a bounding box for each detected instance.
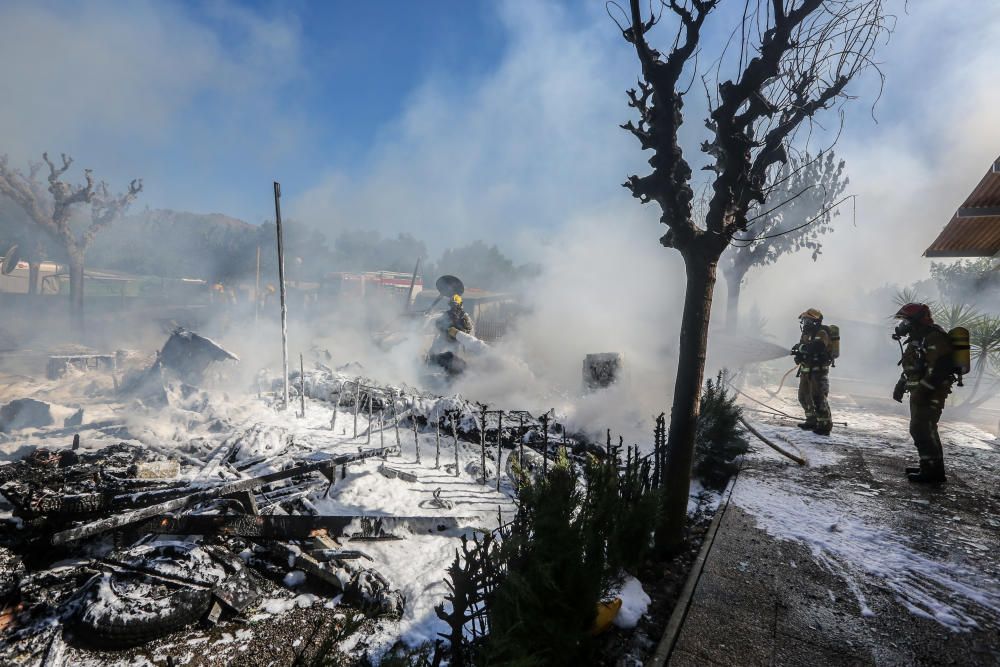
[168,0,510,210]
[2,0,1000,292]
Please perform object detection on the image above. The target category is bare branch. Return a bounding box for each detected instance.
[621,0,719,251]
[84,177,142,248]
[0,154,58,237]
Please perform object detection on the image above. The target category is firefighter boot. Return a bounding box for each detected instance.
[812,424,832,436]
[905,464,921,474]
[797,420,816,430]
[907,459,946,484]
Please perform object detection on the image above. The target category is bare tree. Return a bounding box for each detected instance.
[723,150,849,329]
[616,0,889,552]
[0,153,142,319]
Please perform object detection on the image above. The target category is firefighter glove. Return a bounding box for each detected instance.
[448,326,459,339]
[892,378,906,403]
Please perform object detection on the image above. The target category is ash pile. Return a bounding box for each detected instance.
[0,439,422,662]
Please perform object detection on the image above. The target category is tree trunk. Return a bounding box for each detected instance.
[656,253,717,556]
[68,250,85,328]
[28,261,40,296]
[724,268,742,332]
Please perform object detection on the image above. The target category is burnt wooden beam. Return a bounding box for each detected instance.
[137,514,477,539]
[50,447,398,545]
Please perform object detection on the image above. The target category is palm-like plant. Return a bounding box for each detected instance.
[893,287,933,309]
[970,316,1000,374]
[954,315,1000,412]
[932,303,982,331]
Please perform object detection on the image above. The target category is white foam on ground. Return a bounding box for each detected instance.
[733,484,1000,631]
[613,575,652,629]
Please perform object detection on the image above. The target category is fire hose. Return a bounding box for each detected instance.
[726,377,848,428]
[738,417,806,466]
[766,366,799,398]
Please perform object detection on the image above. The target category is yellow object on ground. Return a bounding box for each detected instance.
[591,597,623,636]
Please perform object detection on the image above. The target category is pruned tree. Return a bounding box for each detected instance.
[723,150,848,329]
[0,166,56,295]
[615,0,889,552]
[0,153,142,318]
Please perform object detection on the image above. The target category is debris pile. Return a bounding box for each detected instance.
[0,335,604,662]
[0,437,420,661]
[121,327,239,404]
[46,353,116,380]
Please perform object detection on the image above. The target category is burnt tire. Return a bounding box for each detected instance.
[74,573,212,648]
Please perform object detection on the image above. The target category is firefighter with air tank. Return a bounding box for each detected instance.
[428,294,474,377]
[891,303,970,484]
[791,308,839,435]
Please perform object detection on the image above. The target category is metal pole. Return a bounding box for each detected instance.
[451,412,459,477]
[366,389,373,445]
[254,245,261,327]
[405,257,420,311]
[412,417,420,464]
[273,182,289,410]
[393,394,401,454]
[330,382,344,432]
[435,419,441,469]
[379,409,385,448]
[298,353,305,418]
[496,411,503,491]
[518,413,525,468]
[353,381,360,439]
[541,414,549,475]
[480,406,487,485]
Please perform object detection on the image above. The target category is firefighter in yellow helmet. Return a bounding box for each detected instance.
[791,308,834,435]
[892,303,953,484]
[429,294,474,376]
[443,294,473,338]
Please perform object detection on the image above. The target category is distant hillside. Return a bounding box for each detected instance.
[4,204,529,290]
[88,208,272,281]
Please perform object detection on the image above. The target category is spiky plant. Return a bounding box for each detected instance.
[932,303,983,331]
[952,315,1000,413]
[893,286,934,309]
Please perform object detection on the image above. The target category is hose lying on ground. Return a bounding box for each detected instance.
[739,417,806,466]
[727,378,848,427]
[766,366,799,398]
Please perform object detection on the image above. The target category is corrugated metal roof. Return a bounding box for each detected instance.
[964,158,1000,209]
[925,214,1000,257]
[925,157,1000,257]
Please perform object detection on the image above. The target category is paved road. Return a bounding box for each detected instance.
[668,406,1000,666]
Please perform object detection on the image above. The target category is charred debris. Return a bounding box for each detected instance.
[0,329,605,661]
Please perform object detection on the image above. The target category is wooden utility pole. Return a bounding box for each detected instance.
[274,182,289,409]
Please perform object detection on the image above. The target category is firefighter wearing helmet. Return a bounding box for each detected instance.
[791,308,834,435]
[429,294,474,376]
[439,294,473,340]
[892,303,953,483]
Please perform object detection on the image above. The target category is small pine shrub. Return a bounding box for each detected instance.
[482,451,604,666]
[439,444,662,665]
[585,451,657,574]
[693,371,748,489]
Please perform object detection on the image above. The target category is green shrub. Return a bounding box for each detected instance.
[482,451,604,666]
[438,429,665,666]
[693,371,748,489]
